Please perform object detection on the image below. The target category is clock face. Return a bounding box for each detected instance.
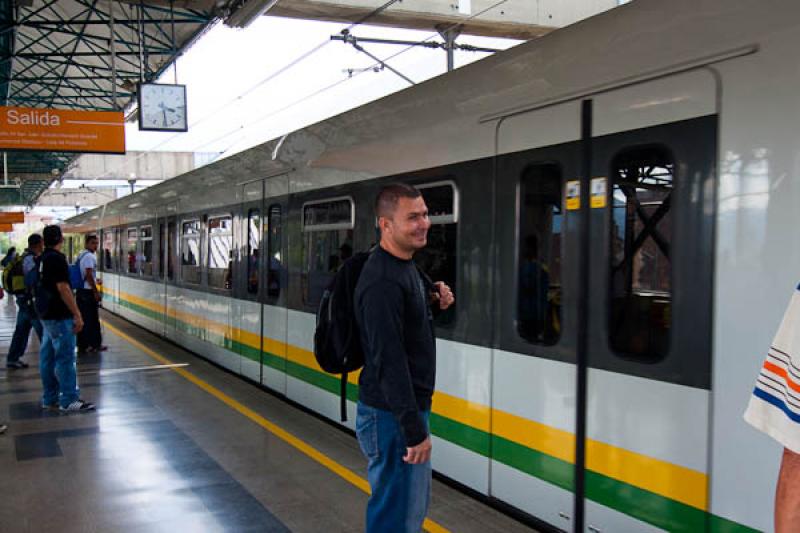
[138,83,188,132]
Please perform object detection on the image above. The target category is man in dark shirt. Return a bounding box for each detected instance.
[355,183,454,532]
[38,225,95,412]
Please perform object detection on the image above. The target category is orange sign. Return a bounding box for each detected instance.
[0,106,125,154]
[0,224,13,232]
[0,212,24,224]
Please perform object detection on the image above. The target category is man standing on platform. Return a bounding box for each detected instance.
[38,225,94,412]
[5,233,44,369]
[355,183,454,532]
[76,234,106,354]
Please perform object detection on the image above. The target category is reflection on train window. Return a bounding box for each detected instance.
[208,216,233,290]
[267,204,282,301]
[516,164,562,345]
[609,146,673,360]
[181,220,201,284]
[167,222,176,281]
[302,198,354,308]
[102,230,114,271]
[126,228,137,274]
[415,182,458,327]
[247,209,260,295]
[139,225,153,277]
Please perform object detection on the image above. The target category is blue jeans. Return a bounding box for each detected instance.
[6,297,43,364]
[40,319,79,408]
[356,402,431,533]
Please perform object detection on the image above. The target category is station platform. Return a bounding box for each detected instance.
[0,300,537,533]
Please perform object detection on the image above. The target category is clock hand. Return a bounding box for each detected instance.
[162,109,168,127]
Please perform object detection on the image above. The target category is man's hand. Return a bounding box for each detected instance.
[432,282,454,310]
[94,290,102,303]
[72,314,84,334]
[403,436,432,464]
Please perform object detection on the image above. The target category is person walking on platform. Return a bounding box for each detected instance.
[355,184,454,532]
[5,234,44,369]
[75,234,106,354]
[37,225,94,413]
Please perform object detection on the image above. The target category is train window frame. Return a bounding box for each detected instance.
[125,227,138,275]
[207,214,233,291]
[301,196,355,232]
[416,180,459,224]
[167,220,176,282]
[301,196,355,308]
[513,161,564,347]
[607,143,675,363]
[180,218,202,286]
[102,229,114,272]
[246,208,260,296]
[139,225,154,278]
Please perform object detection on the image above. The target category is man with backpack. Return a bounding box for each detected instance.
[37,225,94,412]
[5,234,44,369]
[354,183,454,532]
[74,234,105,354]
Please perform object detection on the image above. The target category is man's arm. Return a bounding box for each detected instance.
[360,280,429,462]
[84,266,100,301]
[56,281,84,333]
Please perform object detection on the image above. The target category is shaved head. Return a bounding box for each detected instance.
[375,183,422,220]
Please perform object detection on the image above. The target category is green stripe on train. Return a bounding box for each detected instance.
[108,294,761,533]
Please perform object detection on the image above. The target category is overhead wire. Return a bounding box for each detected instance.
[207,0,512,158]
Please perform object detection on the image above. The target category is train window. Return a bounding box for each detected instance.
[516,164,563,345]
[267,204,282,301]
[102,230,114,271]
[609,146,673,361]
[139,225,153,277]
[126,228,138,274]
[415,182,458,327]
[208,215,233,290]
[181,219,201,285]
[302,197,353,307]
[167,221,176,281]
[246,209,260,295]
[158,224,165,279]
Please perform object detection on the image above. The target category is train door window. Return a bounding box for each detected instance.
[102,230,114,272]
[516,164,563,345]
[609,146,673,360]
[126,228,138,274]
[167,221,176,281]
[181,219,201,284]
[158,224,165,279]
[414,182,458,326]
[246,209,260,295]
[301,198,354,308]
[139,225,153,277]
[267,204,282,301]
[208,215,233,290]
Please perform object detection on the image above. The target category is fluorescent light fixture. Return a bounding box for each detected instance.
[225,0,279,28]
[458,0,471,15]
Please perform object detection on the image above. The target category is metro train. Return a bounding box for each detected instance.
[64,0,800,530]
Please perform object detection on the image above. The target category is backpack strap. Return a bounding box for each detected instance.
[340,372,348,422]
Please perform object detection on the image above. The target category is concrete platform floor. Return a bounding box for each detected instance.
[0,300,538,533]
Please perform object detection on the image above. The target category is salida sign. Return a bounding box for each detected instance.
[0,106,125,154]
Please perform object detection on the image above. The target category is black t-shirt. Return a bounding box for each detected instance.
[40,248,72,320]
[355,246,436,447]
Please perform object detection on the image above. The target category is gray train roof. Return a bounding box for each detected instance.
[65,0,789,232]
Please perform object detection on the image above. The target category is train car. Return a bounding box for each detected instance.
[65,0,800,530]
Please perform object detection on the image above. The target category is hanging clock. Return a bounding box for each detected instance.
[137,83,188,132]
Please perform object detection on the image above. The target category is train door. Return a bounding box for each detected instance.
[493,101,583,530]
[237,176,289,393]
[262,176,289,394]
[581,71,717,533]
[162,206,178,340]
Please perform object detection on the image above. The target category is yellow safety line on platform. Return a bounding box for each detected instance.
[102,320,450,533]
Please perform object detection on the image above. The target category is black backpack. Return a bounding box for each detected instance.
[314,250,372,422]
[30,250,55,318]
